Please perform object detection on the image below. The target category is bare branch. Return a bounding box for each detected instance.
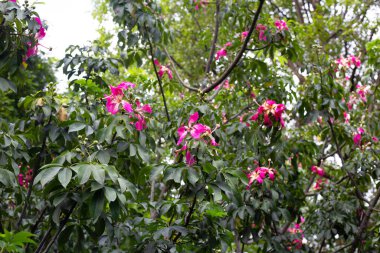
[201,0,266,94]
[164,47,199,92]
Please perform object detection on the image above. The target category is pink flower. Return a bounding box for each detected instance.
[9,0,17,2]
[135,116,147,131]
[185,151,196,166]
[241,30,249,41]
[215,42,232,60]
[26,44,38,59]
[154,59,173,80]
[250,100,286,127]
[177,112,217,146]
[292,239,303,249]
[194,0,208,10]
[275,20,289,31]
[311,165,325,177]
[246,166,277,189]
[256,24,267,41]
[372,137,379,143]
[343,111,350,124]
[356,84,369,103]
[122,101,133,113]
[349,55,361,68]
[353,127,365,146]
[314,178,328,190]
[18,173,24,187]
[34,17,46,40]
[353,133,362,146]
[104,87,125,114]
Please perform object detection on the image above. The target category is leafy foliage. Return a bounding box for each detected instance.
[0,0,380,252]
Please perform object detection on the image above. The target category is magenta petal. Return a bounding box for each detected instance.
[35,17,42,26]
[188,112,199,125]
[167,68,173,80]
[135,118,146,131]
[177,126,188,145]
[142,104,152,114]
[185,151,196,166]
[122,101,133,113]
[210,139,218,146]
[110,85,123,96]
[190,124,208,139]
[118,81,136,89]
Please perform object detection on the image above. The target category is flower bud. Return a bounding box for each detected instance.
[36,98,44,107]
[57,106,68,122]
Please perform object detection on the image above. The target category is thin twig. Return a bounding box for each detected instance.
[39,203,76,253]
[146,31,171,124]
[17,111,53,229]
[163,47,198,92]
[172,194,197,243]
[201,0,266,94]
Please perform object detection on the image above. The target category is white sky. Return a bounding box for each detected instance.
[34,0,99,91]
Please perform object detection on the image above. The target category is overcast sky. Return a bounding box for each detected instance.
[36,0,99,91]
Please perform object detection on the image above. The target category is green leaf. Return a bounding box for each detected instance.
[77,164,93,185]
[58,168,72,188]
[129,143,136,156]
[92,166,105,185]
[68,123,86,132]
[104,187,117,202]
[0,77,17,92]
[96,150,110,164]
[90,190,105,220]
[37,166,61,187]
[118,178,137,199]
[205,203,227,218]
[137,145,150,162]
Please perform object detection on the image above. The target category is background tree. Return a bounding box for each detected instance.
[1,0,380,252]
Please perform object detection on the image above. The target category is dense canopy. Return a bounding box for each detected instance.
[1,0,380,252]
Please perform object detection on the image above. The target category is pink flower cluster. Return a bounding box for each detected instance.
[335,55,361,69]
[241,31,249,41]
[104,82,152,131]
[356,84,370,103]
[275,20,289,31]
[255,20,288,42]
[314,178,328,191]
[194,0,208,10]
[256,24,267,41]
[18,164,33,189]
[215,42,232,60]
[251,100,286,128]
[25,17,47,60]
[246,166,276,189]
[176,112,218,167]
[311,166,328,190]
[154,59,173,80]
[287,217,305,250]
[177,112,218,147]
[311,165,325,177]
[353,127,365,146]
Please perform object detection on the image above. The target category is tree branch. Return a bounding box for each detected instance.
[163,47,198,92]
[39,203,76,253]
[17,111,53,229]
[146,32,171,124]
[173,194,197,243]
[201,0,266,94]
[350,186,380,252]
[205,0,220,74]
